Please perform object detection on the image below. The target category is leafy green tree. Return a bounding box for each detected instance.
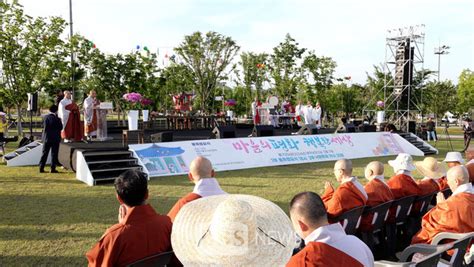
[175,31,240,113]
[270,34,306,100]
[0,0,67,135]
[457,69,474,113]
[159,63,196,111]
[302,51,336,104]
[423,81,457,119]
[239,52,269,107]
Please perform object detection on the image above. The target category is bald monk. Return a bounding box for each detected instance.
[359,161,394,232]
[321,159,368,218]
[167,156,226,222]
[387,153,421,199]
[287,191,374,267]
[412,166,474,245]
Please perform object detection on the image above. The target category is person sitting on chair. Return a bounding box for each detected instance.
[86,170,177,266]
[387,153,422,199]
[359,161,394,232]
[444,151,465,168]
[415,157,447,193]
[167,156,226,222]
[321,159,368,218]
[287,192,374,266]
[411,166,474,245]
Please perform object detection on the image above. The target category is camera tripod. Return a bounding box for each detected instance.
[435,123,453,151]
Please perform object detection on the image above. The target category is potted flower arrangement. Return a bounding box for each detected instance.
[140,98,153,122]
[123,92,142,130]
[224,99,237,119]
[376,100,385,124]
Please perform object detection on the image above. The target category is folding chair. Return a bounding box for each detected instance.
[405,193,437,241]
[375,243,452,267]
[431,231,474,266]
[126,251,175,267]
[329,206,366,235]
[359,201,393,258]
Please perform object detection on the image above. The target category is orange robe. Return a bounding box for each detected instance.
[86,204,175,267]
[286,242,363,267]
[359,178,394,232]
[61,102,83,141]
[436,176,449,191]
[167,193,201,222]
[387,173,421,199]
[411,192,474,245]
[466,163,474,183]
[417,179,440,196]
[321,180,367,218]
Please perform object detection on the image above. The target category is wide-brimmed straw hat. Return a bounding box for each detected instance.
[388,153,416,171]
[443,152,465,164]
[415,157,446,179]
[171,194,295,267]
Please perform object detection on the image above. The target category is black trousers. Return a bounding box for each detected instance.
[39,141,60,170]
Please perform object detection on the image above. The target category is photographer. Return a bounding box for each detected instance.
[462,118,473,151]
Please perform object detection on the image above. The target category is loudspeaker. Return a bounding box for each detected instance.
[360,125,377,132]
[27,92,38,112]
[408,121,416,134]
[252,125,274,137]
[212,125,236,139]
[297,124,318,135]
[150,132,173,142]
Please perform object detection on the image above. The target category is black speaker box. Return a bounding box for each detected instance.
[27,92,38,112]
[212,125,236,139]
[150,131,174,142]
[252,125,274,137]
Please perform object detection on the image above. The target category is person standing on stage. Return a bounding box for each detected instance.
[251,96,261,125]
[84,90,100,141]
[295,100,304,126]
[39,105,62,173]
[302,101,315,126]
[314,102,322,129]
[58,90,83,142]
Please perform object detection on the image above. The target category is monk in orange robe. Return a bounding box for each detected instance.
[58,90,83,142]
[321,159,368,218]
[86,170,180,267]
[167,156,226,222]
[412,165,474,245]
[359,161,394,232]
[414,157,446,195]
[287,192,374,266]
[387,153,421,199]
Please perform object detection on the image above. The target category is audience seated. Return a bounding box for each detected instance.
[167,156,226,222]
[287,192,374,266]
[415,157,446,193]
[387,153,421,199]
[359,161,394,232]
[444,151,464,168]
[411,166,474,245]
[86,170,178,267]
[321,159,368,218]
[171,194,295,266]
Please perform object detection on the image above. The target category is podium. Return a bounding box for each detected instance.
[96,102,113,141]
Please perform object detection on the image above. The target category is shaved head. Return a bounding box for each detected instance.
[290,192,327,228]
[365,161,384,180]
[446,166,469,192]
[334,159,353,181]
[189,156,214,181]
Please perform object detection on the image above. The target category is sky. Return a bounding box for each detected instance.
[17,0,474,85]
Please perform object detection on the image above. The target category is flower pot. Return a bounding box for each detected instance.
[128,110,139,130]
[142,109,149,122]
[377,111,385,124]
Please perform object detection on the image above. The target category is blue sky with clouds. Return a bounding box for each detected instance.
[19,0,474,84]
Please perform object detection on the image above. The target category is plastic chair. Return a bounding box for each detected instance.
[126,251,175,267]
[375,243,452,266]
[431,231,474,266]
[385,195,417,258]
[329,206,366,235]
[359,201,393,256]
[405,193,437,242]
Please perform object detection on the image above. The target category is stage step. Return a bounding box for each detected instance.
[397,133,438,156]
[4,141,51,166]
[76,148,142,186]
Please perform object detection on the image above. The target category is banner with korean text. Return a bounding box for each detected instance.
[129,132,424,178]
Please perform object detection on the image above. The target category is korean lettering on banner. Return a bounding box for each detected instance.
[302,136,331,149]
[268,138,300,151]
[232,139,272,154]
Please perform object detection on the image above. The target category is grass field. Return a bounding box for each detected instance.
[0,136,466,266]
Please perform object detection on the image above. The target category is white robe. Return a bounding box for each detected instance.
[313,106,322,128]
[58,98,72,130]
[83,96,97,136]
[303,105,314,125]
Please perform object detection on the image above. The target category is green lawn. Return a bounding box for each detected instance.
[0,137,466,266]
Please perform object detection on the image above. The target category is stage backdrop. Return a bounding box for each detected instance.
[129,132,424,178]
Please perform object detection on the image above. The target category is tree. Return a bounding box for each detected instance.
[302,51,336,103]
[175,31,240,113]
[457,69,474,114]
[270,34,306,100]
[423,81,457,119]
[0,0,66,135]
[159,63,196,110]
[239,52,269,104]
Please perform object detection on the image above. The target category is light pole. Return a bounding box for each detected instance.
[69,0,75,98]
[434,45,450,82]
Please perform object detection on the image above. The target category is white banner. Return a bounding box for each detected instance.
[129,132,424,177]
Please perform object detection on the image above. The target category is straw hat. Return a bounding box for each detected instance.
[415,157,446,179]
[171,194,295,267]
[388,153,416,171]
[443,152,465,164]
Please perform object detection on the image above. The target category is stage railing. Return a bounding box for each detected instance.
[147,115,231,130]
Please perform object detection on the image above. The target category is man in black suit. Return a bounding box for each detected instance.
[39,105,63,173]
